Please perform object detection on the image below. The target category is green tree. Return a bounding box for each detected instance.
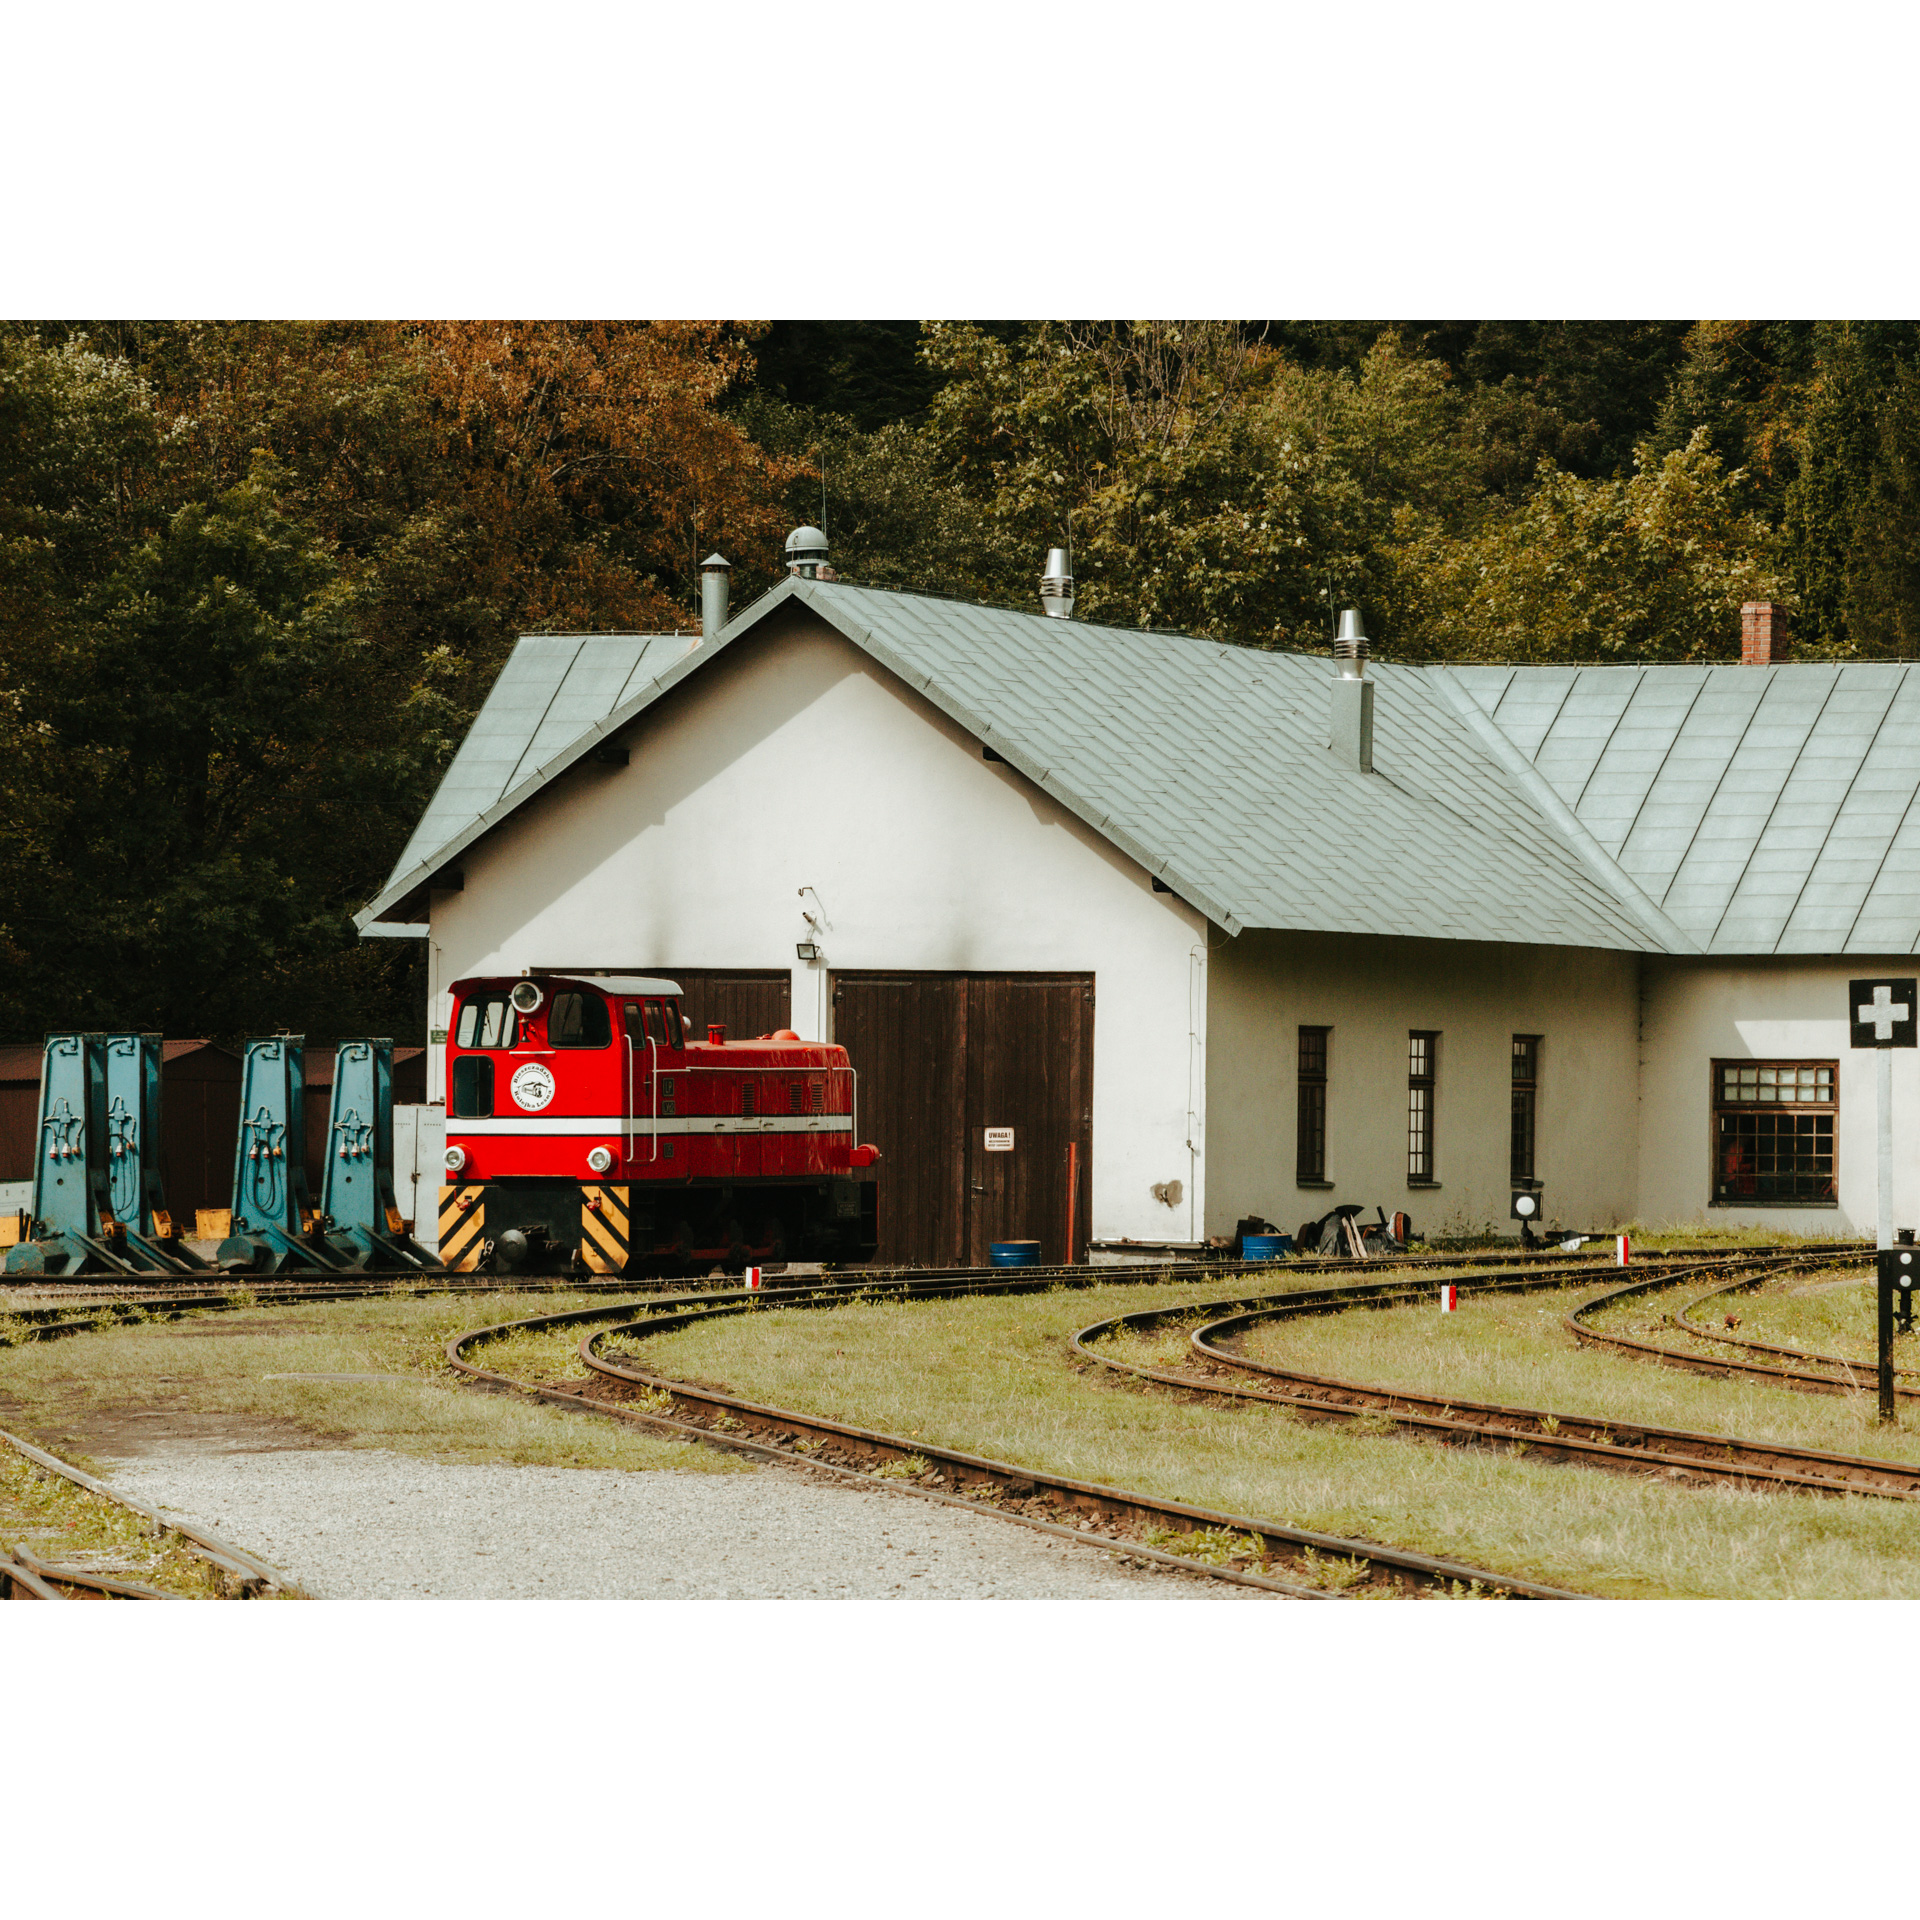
[1392,431,1782,664]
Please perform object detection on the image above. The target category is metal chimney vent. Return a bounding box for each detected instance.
[785,525,832,580]
[1329,607,1374,772]
[1333,606,1368,678]
[700,552,730,643]
[1040,547,1075,619]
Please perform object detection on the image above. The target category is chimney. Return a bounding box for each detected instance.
[1040,547,1075,619]
[785,525,832,581]
[700,553,730,643]
[1329,607,1374,773]
[1741,601,1790,665]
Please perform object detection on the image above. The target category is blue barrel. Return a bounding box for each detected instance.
[1241,1233,1292,1261]
[989,1240,1043,1268]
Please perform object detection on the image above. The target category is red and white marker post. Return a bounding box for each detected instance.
[1439,1284,1459,1313]
[744,1267,764,1291]
[1615,1234,1631,1267]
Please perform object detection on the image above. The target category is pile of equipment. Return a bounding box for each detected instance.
[3,1034,436,1280]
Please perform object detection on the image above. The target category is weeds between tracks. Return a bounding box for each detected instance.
[0,1292,743,1476]
[612,1277,1920,1597]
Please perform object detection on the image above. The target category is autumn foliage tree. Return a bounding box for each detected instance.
[0,322,803,1043]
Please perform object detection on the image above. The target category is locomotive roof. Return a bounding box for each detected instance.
[455,974,684,998]
[362,577,1920,957]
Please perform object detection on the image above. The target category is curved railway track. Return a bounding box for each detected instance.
[6,1238,1878,1599]
[1564,1259,1920,1406]
[1656,1265,1920,1396]
[0,1423,293,1600]
[445,1275,1593,1599]
[1074,1248,1920,1502]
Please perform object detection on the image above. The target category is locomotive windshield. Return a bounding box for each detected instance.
[455,992,521,1049]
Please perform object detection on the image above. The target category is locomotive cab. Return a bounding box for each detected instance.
[438,973,878,1276]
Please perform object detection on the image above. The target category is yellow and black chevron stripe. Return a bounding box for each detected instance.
[438,1183,488,1271]
[579,1184,631,1275]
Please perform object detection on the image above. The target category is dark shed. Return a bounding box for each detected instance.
[0,1039,244,1221]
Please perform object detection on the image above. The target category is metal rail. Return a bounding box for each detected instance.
[1661,1266,1920,1394]
[443,1276,1589,1598]
[1564,1261,1920,1409]
[0,1422,294,1597]
[1071,1249,1920,1503]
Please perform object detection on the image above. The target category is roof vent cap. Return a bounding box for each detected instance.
[1332,607,1369,679]
[785,525,833,580]
[1040,548,1075,619]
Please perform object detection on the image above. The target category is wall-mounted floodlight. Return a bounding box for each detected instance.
[796,941,821,962]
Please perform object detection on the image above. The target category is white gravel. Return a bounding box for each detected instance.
[105,1446,1268,1600]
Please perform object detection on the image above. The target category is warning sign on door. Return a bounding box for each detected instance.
[984,1127,1015,1152]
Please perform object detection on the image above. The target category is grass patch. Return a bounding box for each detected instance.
[0,1293,746,1476]
[1676,1272,1920,1373]
[1246,1276,1920,1462]
[625,1275,1920,1598]
[0,1446,246,1598]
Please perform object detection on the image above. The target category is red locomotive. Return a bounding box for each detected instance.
[437,973,879,1275]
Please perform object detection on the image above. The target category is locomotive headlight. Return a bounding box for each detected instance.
[586,1145,615,1175]
[445,1145,468,1174]
[510,979,544,1014]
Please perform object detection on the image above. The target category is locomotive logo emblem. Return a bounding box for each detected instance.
[511,1063,556,1112]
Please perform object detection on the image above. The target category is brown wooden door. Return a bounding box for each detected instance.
[831,976,970,1266]
[660,970,792,1043]
[963,976,1094,1266]
[832,973,1093,1268]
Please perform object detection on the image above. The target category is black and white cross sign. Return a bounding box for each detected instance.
[1850,977,1919,1049]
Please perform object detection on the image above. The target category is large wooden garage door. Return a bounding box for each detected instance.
[832,973,1093,1268]
[660,970,792,1041]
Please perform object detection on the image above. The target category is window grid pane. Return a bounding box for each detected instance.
[1408,1031,1437,1182]
[1511,1035,1540,1182]
[1713,1058,1837,1204]
[1297,1026,1329,1181]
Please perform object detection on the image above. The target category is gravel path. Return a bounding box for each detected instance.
[106,1446,1267,1600]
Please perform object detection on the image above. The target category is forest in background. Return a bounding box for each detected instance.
[6,317,1920,1045]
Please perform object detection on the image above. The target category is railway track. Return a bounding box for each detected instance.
[1074,1248,1920,1502]
[1564,1260,1920,1408]
[445,1275,1593,1599]
[1655,1265,1920,1397]
[0,1422,294,1600]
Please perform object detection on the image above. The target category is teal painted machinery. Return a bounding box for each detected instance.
[317,1039,431,1269]
[218,1035,435,1273]
[4,1033,204,1278]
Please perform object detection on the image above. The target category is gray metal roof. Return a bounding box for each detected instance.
[383,631,699,886]
[1450,664,1920,954]
[363,582,1920,957]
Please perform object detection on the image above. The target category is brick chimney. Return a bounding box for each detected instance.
[1741,601,1790,665]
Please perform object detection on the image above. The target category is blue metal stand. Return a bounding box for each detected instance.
[218,1036,342,1273]
[318,1040,432,1269]
[102,1034,204,1273]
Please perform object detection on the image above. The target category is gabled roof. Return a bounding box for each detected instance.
[359,579,1920,958]
[360,580,1658,951]
[1450,664,1920,955]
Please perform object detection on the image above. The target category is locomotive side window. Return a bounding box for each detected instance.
[643,1000,673,1047]
[455,994,519,1050]
[550,991,612,1048]
[452,1055,494,1118]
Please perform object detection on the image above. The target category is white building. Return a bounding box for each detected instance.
[359,572,1920,1259]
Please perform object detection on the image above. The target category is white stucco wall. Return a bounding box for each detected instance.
[423,608,1209,1242]
[1640,956,1920,1235]
[1205,930,1642,1240]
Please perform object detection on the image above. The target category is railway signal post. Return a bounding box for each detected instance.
[1851,978,1916,1421]
[1878,1247,1915,1422]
